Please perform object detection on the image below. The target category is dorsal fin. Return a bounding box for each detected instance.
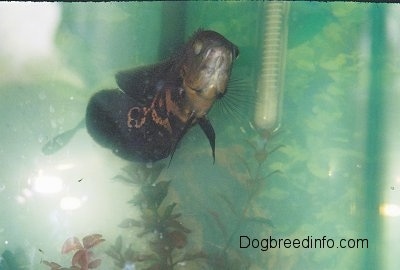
[115,60,177,106]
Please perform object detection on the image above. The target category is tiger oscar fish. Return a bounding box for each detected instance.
[44,30,239,163]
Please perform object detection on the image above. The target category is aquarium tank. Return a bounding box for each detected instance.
[0,2,399,270]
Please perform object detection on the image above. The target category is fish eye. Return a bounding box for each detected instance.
[193,41,202,55]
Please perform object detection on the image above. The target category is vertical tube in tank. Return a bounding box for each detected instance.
[254,2,290,133]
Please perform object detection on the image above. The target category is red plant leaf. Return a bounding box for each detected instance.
[61,237,83,254]
[72,249,88,267]
[88,259,102,269]
[82,234,105,249]
[167,230,187,249]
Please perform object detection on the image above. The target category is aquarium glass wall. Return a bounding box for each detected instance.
[0,2,399,270]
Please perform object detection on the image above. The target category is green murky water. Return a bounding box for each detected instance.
[1,2,399,270]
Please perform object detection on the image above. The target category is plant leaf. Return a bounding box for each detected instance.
[72,249,87,267]
[41,260,62,269]
[142,180,171,208]
[148,163,166,184]
[169,213,182,219]
[245,217,274,227]
[82,234,105,249]
[218,193,238,216]
[113,175,136,184]
[114,235,122,252]
[118,218,142,228]
[88,258,102,269]
[161,202,177,220]
[180,251,208,262]
[104,249,120,261]
[135,253,158,262]
[166,230,187,249]
[164,219,191,233]
[208,210,228,240]
[61,237,82,254]
[146,262,162,270]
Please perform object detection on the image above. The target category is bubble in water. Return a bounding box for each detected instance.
[0,183,5,192]
[49,105,55,113]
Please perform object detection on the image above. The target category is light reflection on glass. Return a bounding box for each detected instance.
[33,174,63,194]
[379,203,400,217]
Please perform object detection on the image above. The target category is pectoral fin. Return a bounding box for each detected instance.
[168,113,196,166]
[198,117,215,164]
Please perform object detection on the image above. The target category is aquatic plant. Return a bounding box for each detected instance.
[0,248,29,270]
[108,163,206,270]
[117,130,281,270]
[42,234,105,270]
[202,131,279,269]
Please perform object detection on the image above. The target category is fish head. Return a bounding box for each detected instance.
[181,30,239,117]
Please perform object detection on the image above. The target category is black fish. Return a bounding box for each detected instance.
[86,30,239,163]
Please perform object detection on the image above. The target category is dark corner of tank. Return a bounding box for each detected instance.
[1,2,399,270]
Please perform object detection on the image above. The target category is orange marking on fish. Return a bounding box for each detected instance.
[127,107,147,128]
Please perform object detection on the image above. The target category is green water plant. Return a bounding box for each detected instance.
[108,163,206,270]
[205,131,281,269]
[0,248,29,270]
